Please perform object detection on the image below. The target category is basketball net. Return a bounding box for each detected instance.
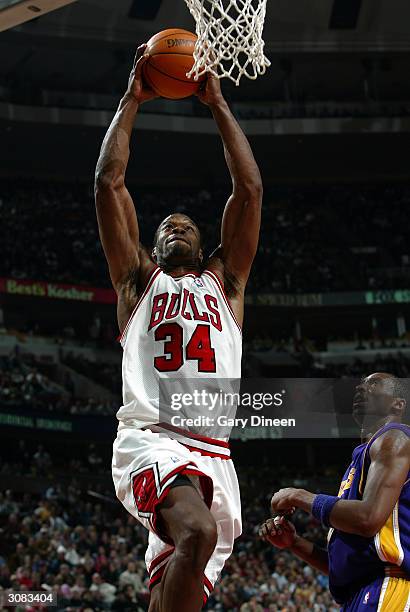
[184,0,270,85]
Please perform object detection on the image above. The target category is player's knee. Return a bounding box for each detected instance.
[177,513,217,562]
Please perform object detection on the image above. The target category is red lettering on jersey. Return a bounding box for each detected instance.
[189,293,209,322]
[181,288,192,320]
[165,293,180,319]
[148,292,168,331]
[205,295,222,331]
[148,290,222,331]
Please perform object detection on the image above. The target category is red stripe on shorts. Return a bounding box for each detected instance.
[181,443,231,460]
[149,548,174,575]
[153,422,230,449]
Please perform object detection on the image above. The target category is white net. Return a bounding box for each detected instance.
[184,0,270,86]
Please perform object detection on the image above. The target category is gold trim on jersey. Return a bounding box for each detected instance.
[375,502,404,566]
[358,430,379,497]
[377,576,410,611]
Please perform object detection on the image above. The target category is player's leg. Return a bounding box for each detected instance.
[148,584,161,612]
[112,429,217,610]
[154,483,217,612]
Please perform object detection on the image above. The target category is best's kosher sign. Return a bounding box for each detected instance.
[0,277,116,304]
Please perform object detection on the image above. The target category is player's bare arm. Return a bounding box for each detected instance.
[94,45,157,331]
[271,428,410,538]
[259,516,329,575]
[196,76,262,326]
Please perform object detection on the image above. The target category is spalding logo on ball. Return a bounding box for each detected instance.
[142,28,206,100]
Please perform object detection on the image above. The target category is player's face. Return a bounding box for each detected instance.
[352,373,399,427]
[154,214,202,264]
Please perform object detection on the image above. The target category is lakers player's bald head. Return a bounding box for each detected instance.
[353,372,408,430]
[360,373,407,402]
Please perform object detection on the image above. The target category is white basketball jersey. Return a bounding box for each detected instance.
[117,266,242,428]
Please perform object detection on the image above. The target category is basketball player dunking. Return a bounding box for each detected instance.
[94,45,262,611]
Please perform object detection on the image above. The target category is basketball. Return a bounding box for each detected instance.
[143,28,206,100]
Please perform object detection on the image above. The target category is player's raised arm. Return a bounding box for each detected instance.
[196,76,262,289]
[94,45,157,294]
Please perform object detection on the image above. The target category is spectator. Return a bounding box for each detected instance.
[118,561,144,593]
[89,572,117,606]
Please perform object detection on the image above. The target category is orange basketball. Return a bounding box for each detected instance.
[143,28,206,100]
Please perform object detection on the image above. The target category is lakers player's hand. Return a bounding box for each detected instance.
[271,487,315,515]
[196,73,225,107]
[126,45,158,104]
[259,516,296,549]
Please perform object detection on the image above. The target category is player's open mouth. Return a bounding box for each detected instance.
[168,236,188,244]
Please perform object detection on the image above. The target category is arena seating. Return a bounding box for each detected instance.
[0,442,340,611]
[1,180,409,293]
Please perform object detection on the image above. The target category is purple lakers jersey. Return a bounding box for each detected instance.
[328,422,410,604]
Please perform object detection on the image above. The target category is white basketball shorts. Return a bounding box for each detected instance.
[112,424,242,604]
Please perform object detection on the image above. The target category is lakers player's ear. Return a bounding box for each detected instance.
[392,397,406,417]
[199,249,204,264]
[152,247,157,262]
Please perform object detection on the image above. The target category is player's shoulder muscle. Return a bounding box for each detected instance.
[370,427,410,462]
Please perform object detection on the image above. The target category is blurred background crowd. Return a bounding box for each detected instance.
[1,180,409,294]
[0,439,341,611]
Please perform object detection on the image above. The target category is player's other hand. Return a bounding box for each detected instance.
[127,45,158,104]
[259,516,296,549]
[196,73,225,107]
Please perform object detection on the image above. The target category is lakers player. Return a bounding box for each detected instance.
[94,45,262,611]
[260,373,410,611]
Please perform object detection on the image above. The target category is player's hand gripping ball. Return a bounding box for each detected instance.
[142,28,206,99]
[127,45,158,105]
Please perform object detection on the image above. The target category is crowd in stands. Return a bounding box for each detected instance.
[245,334,410,354]
[61,352,121,396]
[0,354,116,416]
[314,352,410,379]
[2,336,410,417]
[0,355,63,411]
[1,180,410,293]
[0,439,107,479]
[0,440,342,611]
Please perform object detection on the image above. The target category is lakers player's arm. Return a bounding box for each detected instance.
[271,429,410,538]
[260,517,329,574]
[328,428,410,537]
[196,77,262,304]
[289,536,329,574]
[94,46,157,310]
